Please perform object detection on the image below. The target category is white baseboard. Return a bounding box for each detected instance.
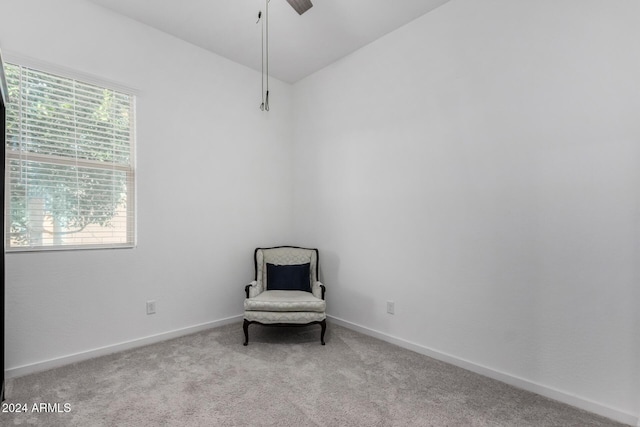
[5,314,243,380]
[328,315,638,427]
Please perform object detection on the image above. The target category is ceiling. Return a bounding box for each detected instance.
[85,0,451,83]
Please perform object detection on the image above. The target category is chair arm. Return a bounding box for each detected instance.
[313,281,326,300]
[245,280,258,298]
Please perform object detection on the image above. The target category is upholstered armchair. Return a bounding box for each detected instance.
[243,246,326,345]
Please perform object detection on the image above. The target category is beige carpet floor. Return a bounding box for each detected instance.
[1,322,627,426]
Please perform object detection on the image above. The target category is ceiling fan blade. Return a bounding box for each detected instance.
[285,0,313,15]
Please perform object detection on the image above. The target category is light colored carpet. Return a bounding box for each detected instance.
[2,322,626,426]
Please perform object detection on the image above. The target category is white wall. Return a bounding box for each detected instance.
[292,0,640,423]
[1,0,294,372]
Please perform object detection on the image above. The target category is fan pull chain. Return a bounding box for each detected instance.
[257,10,264,111]
[257,0,270,111]
[265,0,270,111]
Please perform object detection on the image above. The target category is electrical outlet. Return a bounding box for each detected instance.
[146,300,156,315]
[386,301,395,315]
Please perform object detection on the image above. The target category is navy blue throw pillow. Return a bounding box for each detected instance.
[266,263,311,292]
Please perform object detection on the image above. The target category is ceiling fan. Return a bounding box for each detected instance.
[285,0,313,15]
[258,0,312,111]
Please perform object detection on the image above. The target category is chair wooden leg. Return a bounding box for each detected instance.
[320,319,326,345]
[243,319,250,346]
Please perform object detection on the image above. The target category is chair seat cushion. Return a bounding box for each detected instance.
[244,290,326,313]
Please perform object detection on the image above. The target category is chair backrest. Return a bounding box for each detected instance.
[254,246,319,291]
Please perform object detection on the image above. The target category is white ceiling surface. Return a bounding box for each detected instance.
[85,0,451,83]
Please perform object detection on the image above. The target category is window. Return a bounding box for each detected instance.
[4,63,136,251]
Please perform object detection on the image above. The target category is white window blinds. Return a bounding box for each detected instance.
[4,63,136,251]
